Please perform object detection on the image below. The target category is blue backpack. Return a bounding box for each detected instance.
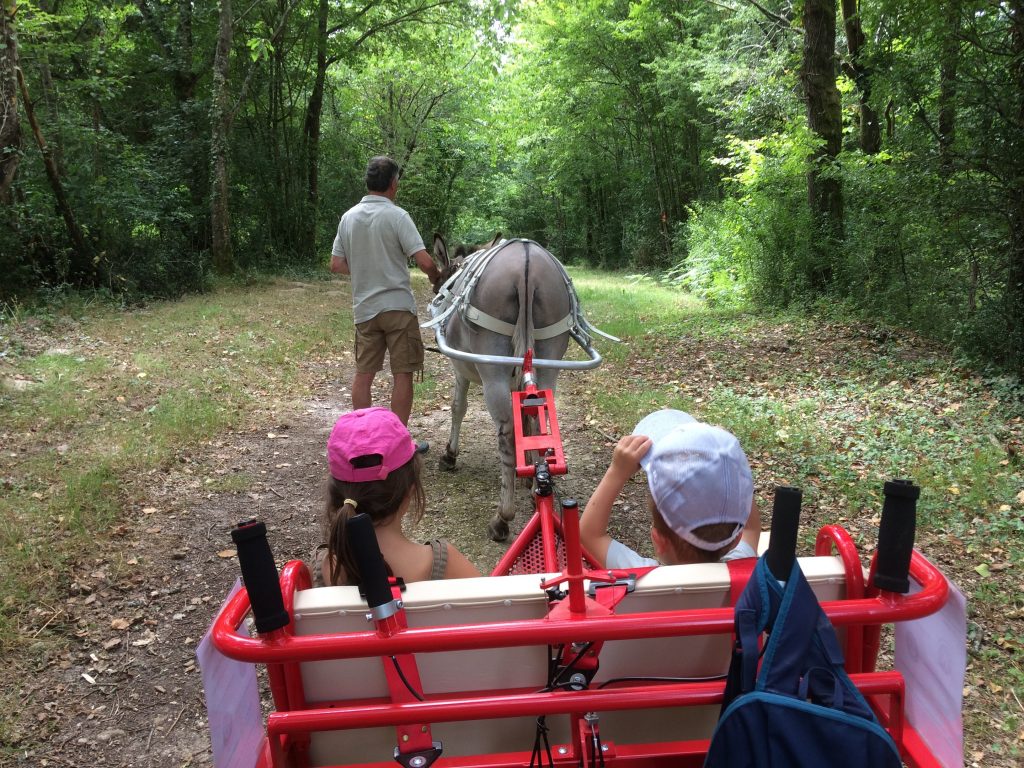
[704,557,902,768]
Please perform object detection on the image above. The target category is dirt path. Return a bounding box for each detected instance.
[7,293,640,767]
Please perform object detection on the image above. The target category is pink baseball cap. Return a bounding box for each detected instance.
[327,408,416,483]
[632,409,753,551]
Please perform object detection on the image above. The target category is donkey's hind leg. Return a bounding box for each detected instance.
[483,380,517,542]
[439,373,470,472]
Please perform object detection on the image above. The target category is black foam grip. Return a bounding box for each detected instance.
[873,479,920,593]
[231,520,289,634]
[346,513,393,609]
[766,486,801,581]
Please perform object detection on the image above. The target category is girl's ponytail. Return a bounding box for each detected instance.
[326,496,360,585]
[324,482,400,586]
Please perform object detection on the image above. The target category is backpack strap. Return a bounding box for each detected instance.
[428,539,449,580]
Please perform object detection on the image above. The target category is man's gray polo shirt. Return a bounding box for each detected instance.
[332,194,427,324]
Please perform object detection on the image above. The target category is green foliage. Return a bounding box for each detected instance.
[4,0,1024,372]
[675,132,815,306]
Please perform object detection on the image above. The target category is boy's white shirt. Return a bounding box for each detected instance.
[604,538,757,570]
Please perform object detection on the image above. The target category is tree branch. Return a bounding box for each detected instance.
[228,0,303,125]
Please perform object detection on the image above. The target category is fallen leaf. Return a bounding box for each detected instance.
[142,507,157,514]
[948,486,960,495]
[1017,490,1024,504]
[82,673,96,685]
[131,636,154,647]
[102,638,121,650]
[217,549,237,559]
[110,618,131,631]
[974,563,991,577]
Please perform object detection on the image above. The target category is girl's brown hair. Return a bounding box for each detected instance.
[323,454,426,586]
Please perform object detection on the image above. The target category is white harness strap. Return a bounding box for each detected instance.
[463,305,516,336]
[423,239,618,344]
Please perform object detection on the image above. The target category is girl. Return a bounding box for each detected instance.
[318,407,480,586]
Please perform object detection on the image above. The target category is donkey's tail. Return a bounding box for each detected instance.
[511,242,535,390]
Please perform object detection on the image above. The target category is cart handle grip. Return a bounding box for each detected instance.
[873,479,920,594]
[231,520,289,634]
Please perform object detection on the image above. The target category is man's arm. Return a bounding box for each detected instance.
[412,248,441,288]
[580,434,652,566]
[330,254,350,275]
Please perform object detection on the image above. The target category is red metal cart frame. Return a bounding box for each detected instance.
[210,356,956,768]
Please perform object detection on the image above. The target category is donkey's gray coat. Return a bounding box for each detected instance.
[431,236,571,541]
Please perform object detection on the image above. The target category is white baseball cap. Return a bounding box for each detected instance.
[632,409,753,551]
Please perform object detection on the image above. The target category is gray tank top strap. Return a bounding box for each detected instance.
[428,538,449,580]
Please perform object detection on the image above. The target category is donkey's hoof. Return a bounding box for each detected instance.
[487,519,509,543]
[438,452,458,472]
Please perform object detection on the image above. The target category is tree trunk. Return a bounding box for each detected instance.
[175,0,208,243]
[18,68,93,275]
[1008,0,1024,370]
[301,0,329,260]
[211,0,234,274]
[802,0,844,292]
[937,1,960,176]
[0,0,20,204]
[841,0,881,153]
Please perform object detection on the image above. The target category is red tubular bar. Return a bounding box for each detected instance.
[561,501,587,614]
[538,492,559,573]
[265,673,904,736]
[815,525,867,673]
[212,550,948,665]
[267,681,727,735]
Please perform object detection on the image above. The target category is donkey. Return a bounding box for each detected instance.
[437,232,503,284]
[430,234,572,542]
[456,231,503,262]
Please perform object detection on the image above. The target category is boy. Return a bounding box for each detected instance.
[580,409,760,568]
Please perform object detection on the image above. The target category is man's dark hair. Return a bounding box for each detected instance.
[365,156,401,193]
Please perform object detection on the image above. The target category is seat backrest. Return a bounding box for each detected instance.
[289,557,849,767]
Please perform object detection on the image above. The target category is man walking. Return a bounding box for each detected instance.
[331,156,441,451]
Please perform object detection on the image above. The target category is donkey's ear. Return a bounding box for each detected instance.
[433,233,450,268]
[487,232,503,248]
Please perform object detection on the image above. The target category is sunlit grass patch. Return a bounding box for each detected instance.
[416,373,439,402]
[61,464,122,533]
[203,472,255,494]
[0,279,357,659]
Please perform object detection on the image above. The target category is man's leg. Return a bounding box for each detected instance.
[352,319,386,411]
[391,372,413,425]
[352,371,375,410]
[384,311,427,451]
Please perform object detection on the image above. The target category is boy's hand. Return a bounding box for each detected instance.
[609,434,652,479]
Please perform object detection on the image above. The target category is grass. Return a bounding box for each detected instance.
[570,266,1023,764]
[0,281,352,658]
[1,269,1022,762]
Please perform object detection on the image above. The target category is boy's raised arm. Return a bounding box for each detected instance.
[580,435,652,567]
